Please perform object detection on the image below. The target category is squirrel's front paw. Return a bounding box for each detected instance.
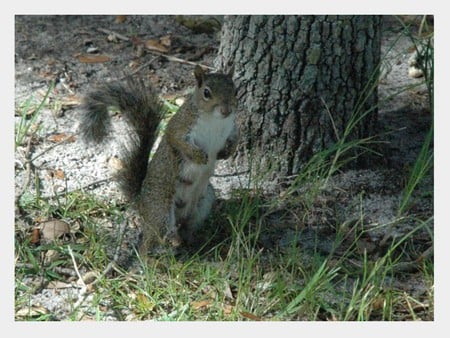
[192,148,208,165]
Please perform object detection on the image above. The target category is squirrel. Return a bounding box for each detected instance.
[79,65,239,255]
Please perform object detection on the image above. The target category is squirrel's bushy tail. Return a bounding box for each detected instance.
[80,76,163,200]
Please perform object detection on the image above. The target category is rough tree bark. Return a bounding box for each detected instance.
[215,15,381,179]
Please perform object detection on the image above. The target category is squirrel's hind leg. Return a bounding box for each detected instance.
[178,183,216,245]
[138,198,181,256]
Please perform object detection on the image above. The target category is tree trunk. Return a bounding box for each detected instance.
[215,15,381,179]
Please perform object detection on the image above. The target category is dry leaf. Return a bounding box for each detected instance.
[115,15,127,24]
[47,281,72,289]
[54,169,65,179]
[47,169,65,180]
[47,133,76,143]
[16,306,48,318]
[240,311,262,321]
[30,228,40,245]
[160,34,172,47]
[223,304,233,315]
[43,249,60,264]
[77,54,111,63]
[15,105,36,117]
[40,219,71,241]
[144,39,169,53]
[191,300,211,310]
[61,95,82,108]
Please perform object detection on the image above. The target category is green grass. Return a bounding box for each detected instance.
[15,82,54,149]
[14,179,433,321]
[395,15,434,217]
[14,16,433,321]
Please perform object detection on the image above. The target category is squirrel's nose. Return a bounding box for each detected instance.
[221,103,234,117]
[220,105,228,117]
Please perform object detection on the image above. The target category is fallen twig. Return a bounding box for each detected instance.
[68,245,89,311]
[147,50,216,71]
[97,28,130,41]
[120,55,160,79]
[97,27,216,71]
[68,245,87,288]
[28,133,77,164]
[36,177,112,201]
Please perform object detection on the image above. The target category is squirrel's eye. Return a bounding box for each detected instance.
[203,88,211,99]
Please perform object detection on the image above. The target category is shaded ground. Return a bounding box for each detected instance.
[14,15,433,320]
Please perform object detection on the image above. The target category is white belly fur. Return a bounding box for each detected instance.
[176,112,235,219]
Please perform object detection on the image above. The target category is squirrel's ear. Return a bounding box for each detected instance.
[194,65,204,87]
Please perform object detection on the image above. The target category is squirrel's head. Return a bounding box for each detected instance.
[194,65,237,118]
